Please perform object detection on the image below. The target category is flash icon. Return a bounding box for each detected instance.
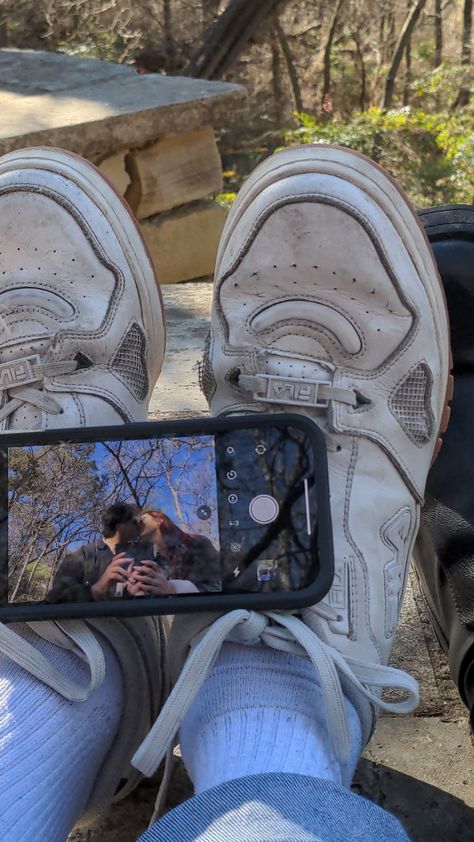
[233,567,240,578]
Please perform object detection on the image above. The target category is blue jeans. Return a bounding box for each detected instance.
[138,773,410,841]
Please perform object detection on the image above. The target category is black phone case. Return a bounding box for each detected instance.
[114,542,155,567]
[0,413,334,621]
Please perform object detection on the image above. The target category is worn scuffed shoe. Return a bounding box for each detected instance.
[414,204,474,730]
[132,145,451,781]
[0,147,168,823]
[0,146,164,428]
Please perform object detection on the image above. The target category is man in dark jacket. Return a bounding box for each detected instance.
[46,502,152,603]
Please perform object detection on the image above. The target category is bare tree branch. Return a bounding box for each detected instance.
[382,0,429,110]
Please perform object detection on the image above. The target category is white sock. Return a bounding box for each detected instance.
[179,642,362,795]
[0,623,123,842]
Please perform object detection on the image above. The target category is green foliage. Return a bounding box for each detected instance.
[57,34,123,63]
[284,105,474,207]
[411,64,474,108]
[216,191,238,210]
[25,561,50,581]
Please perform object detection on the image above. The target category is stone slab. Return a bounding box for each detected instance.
[69,281,473,840]
[99,150,130,195]
[149,283,211,419]
[0,49,247,161]
[141,200,227,284]
[126,126,223,219]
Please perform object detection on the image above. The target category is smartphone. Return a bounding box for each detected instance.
[112,541,156,599]
[0,413,334,620]
[114,542,155,567]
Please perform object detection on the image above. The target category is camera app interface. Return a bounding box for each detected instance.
[0,424,317,607]
[3,436,221,606]
[215,425,317,594]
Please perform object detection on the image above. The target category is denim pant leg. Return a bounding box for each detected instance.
[138,773,410,842]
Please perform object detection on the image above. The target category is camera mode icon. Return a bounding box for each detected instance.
[196,505,211,520]
[228,493,238,504]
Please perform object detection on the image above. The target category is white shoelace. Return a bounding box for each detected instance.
[131,607,419,778]
[0,619,105,700]
[0,360,77,422]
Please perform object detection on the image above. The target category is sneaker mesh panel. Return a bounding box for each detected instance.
[198,331,216,401]
[111,323,149,402]
[389,362,434,445]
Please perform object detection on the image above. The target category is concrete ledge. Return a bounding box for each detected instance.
[0,49,246,161]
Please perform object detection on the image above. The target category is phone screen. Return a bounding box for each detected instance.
[0,422,322,608]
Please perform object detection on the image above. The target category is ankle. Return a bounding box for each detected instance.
[179,642,363,794]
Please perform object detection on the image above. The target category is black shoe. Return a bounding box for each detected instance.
[414,204,474,729]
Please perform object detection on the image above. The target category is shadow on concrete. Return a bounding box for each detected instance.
[353,758,474,841]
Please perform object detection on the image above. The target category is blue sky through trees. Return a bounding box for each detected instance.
[8,435,219,565]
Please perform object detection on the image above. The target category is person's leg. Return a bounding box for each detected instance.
[139,775,410,842]
[0,624,123,841]
[132,145,450,840]
[413,204,474,728]
[0,148,168,838]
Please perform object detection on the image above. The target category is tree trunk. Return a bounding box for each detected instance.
[434,0,443,67]
[353,31,367,110]
[26,551,46,591]
[384,7,397,62]
[202,0,221,28]
[403,37,412,105]
[274,19,303,112]
[10,546,37,602]
[163,0,176,73]
[184,0,282,80]
[403,1,412,106]
[47,546,66,592]
[271,32,285,123]
[382,0,428,110]
[321,0,345,110]
[453,0,472,107]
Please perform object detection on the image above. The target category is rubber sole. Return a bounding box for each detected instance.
[418,204,474,243]
[418,204,474,460]
[0,146,166,393]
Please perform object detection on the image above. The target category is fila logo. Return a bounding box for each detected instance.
[323,559,350,635]
[260,375,330,409]
[327,566,346,609]
[0,355,40,390]
[382,507,412,638]
[274,382,313,402]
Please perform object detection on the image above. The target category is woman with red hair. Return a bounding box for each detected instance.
[127,510,221,597]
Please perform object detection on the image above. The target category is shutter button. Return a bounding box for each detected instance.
[249,495,279,524]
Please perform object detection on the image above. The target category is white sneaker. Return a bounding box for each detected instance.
[132,145,451,781]
[0,147,168,822]
[0,146,165,429]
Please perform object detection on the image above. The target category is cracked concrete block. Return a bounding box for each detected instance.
[141,200,227,284]
[126,126,223,219]
[98,150,130,195]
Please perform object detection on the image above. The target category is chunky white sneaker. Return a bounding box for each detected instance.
[0,146,165,429]
[131,145,451,782]
[0,147,168,823]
